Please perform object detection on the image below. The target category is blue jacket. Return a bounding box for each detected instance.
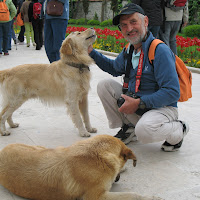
[90,32,180,109]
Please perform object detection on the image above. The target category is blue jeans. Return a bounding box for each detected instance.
[44,18,68,63]
[8,19,16,50]
[148,25,160,38]
[159,21,182,55]
[0,21,12,53]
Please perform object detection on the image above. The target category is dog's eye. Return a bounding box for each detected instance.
[77,33,81,35]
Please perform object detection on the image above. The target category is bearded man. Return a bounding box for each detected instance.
[88,3,189,152]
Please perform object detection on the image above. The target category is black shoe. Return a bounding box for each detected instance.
[114,124,136,145]
[161,121,189,152]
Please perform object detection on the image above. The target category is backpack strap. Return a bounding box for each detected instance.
[148,39,164,65]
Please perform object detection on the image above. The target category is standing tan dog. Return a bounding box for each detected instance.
[0,135,162,200]
[0,28,97,137]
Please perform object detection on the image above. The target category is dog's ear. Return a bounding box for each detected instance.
[122,148,137,167]
[60,38,73,55]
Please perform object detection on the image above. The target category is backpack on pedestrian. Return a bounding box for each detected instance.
[0,0,10,21]
[165,0,187,11]
[148,39,192,102]
[33,2,42,19]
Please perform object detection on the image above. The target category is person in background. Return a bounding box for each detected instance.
[0,0,17,55]
[88,3,189,152]
[41,0,69,63]
[7,0,17,50]
[159,1,188,55]
[17,0,25,43]
[132,0,164,38]
[20,0,36,47]
[28,0,43,50]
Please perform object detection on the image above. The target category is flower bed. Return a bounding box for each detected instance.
[67,26,200,68]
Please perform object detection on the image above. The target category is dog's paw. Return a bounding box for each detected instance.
[87,127,97,133]
[1,130,11,136]
[10,123,19,128]
[80,131,91,137]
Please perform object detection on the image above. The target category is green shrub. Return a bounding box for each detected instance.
[100,19,113,27]
[183,25,200,38]
[76,18,87,25]
[93,12,99,21]
[87,20,100,26]
[68,19,77,24]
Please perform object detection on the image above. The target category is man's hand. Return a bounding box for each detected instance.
[88,45,93,54]
[118,94,140,114]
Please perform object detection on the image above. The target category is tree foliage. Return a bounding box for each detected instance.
[82,0,89,19]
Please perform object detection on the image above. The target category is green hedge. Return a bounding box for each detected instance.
[87,20,100,26]
[100,19,113,26]
[68,19,113,27]
[183,25,200,37]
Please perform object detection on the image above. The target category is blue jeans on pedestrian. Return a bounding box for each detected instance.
[8,19,16,50]
[0,21,12,54]
[159,21,182,55]
[148,25,160,38]
[44,18,68,63]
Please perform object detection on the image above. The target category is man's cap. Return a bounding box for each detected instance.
[113,3,145,25]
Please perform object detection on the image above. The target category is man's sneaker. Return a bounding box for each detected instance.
[161,121,189,152]
[114,124,137,145]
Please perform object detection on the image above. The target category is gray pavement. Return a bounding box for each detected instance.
[0,41,200,200]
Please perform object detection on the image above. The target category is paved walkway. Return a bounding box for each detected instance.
[0,41,200,200]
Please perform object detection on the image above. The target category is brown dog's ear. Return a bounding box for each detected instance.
[122,148,137,167]
[60,38,73,55]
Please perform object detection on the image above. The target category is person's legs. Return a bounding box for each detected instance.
[0,23,3,53]
[2,21,11,54]
[39,19,44,48]
[18,25,25,42]
[148,25,160,38]
[24,22,31,46]
[97,79,140,129]
[169,21,182,55]
[97,79,140,144]
[7,19,13,50]
[44,18,68,63]
[30,24,35,45]
[135,106,188,150]
[159,21,172,47]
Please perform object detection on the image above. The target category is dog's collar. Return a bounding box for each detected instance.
[66,62,90,73]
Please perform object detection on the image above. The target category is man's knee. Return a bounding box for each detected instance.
[97,79,113,97]
[135,119,156,144]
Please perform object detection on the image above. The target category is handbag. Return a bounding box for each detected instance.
[16,12,24,26]
[46,0,64,16]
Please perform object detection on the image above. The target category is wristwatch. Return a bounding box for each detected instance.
[138,99,146,110]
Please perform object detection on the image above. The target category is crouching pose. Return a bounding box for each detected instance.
[88,3,189,151]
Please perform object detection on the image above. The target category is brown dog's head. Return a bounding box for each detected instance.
[60,28,96,65]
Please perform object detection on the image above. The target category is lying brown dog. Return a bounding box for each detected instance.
[0,28,97,137]
[0,135,162,200]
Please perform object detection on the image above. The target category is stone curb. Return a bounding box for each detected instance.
[96,49,200,74]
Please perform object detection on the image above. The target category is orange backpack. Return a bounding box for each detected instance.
[0,0,9,21]
[148,39,192,102]
[16,12,24,26]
